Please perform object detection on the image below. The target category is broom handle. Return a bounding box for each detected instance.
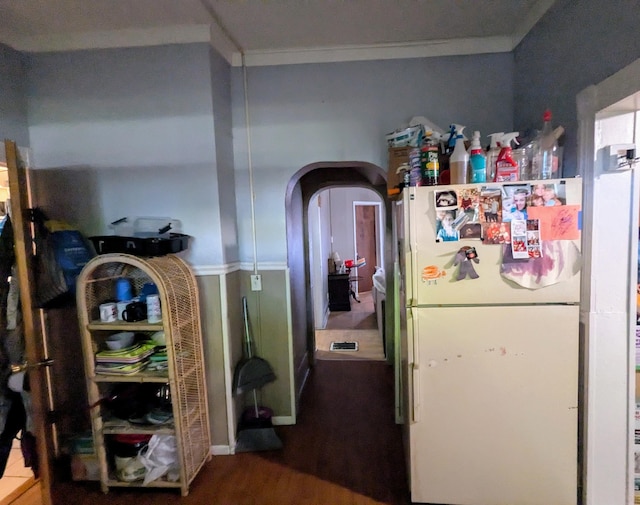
[244,296,260,419]
[242,296,253,358]
[252,389,259,418]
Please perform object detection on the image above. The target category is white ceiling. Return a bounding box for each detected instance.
[0,0,556,66]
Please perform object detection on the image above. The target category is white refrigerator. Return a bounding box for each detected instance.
[398,179,582,505]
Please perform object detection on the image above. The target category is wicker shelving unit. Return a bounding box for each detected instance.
[76,253,211,496]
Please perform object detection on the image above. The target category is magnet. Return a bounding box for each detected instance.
[421,265,446,285]
[453,246,480,281]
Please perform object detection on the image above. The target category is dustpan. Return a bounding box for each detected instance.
[233,296,282,452]
[232,297,276,395]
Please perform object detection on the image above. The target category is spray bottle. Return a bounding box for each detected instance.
[494,132,520,182]
[420,132,441,186]
[469,131,487,183]
[449,125,469,185]
[486,132,503,182]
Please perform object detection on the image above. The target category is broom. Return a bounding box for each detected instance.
[234,297,282,452]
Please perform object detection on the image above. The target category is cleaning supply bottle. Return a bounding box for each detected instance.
[420,133,441,186]
[486,132,503,182]
[444,124,456,155]
[469,131,486,183]
[494,132,520,182]
[449,125,468,184]
[531,109,559,179]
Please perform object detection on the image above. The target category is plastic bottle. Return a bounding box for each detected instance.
[469,131,487,183]
[449,125,469,184]
[531,109,559,179]
[420,133,441,186]
[494,132,520,182]
[396,162,411,188]
[486,132,503,182]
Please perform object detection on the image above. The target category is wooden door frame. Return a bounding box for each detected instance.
[352,201,382,294]
[5,140,53,505]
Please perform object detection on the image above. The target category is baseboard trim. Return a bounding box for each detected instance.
[211,444,232,456]
[272,415,294,426]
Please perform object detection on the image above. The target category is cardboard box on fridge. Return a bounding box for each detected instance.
[387,146,412,199]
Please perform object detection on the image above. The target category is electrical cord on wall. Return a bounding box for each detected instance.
[242,54,259,277]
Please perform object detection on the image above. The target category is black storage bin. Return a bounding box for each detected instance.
[90,233,189,257]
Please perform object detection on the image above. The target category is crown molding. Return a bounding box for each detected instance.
[4,10,550,67]
[230,36,515,67]
[7,24,211,53]
[511,0,556,48]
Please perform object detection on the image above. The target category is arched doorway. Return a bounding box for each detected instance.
[284,161,390,409]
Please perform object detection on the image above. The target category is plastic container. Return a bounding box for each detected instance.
[486,132,503,182]
[109,217,181,238]
[112,434,151,458]
[449,125,469,185]
[133,217,180,238]
[531,110,560,179]
[420,134,440,186]
[111,435,150,483]
[494,132,520,182]
[469,131,487,183]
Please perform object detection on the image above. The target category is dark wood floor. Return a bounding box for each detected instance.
[52,360,410,505]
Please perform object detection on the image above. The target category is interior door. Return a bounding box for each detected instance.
[4,140,89,505]
[354,204,377,292]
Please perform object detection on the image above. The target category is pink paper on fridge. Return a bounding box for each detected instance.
[527,205,581,241]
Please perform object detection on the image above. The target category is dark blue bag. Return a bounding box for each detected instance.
[33,209,95,308]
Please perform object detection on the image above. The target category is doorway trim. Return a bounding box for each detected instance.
[352,200,382,295]
[284,161,388,407]
[577,57,640,505]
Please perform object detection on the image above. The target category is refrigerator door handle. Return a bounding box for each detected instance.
[412,362,420,422]
[409,307,420,422]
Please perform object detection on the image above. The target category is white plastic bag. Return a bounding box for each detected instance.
[372,267,386,295]
[138,434,180,485]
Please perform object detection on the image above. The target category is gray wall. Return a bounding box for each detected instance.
[232,54,515,264]
[514,0,640,177]
[26,43,224,267]
[210,47,239,264]
[0,43,29,146]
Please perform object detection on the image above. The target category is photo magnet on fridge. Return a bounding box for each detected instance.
[435,209,459,243]
[435,189,458,209]
[453,246,480,281]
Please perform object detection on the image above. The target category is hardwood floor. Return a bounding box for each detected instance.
[325,291,377,330]
[52,360,409,505]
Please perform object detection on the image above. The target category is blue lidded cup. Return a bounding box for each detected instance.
[139,282,158,302]
[115,278,133,302]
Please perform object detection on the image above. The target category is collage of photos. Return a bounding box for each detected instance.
[434,182,569,258]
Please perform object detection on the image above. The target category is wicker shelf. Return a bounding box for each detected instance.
[77,253,211,496]
[104,477,183,490]
[87,321,164,331]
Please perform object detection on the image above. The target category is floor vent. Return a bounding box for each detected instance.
[330,341,358,352]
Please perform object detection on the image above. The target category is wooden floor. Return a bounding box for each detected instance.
[0,439,36,504]
[325,291,377,330]
[51,360,410,505]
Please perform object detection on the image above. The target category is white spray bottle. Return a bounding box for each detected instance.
[486,132,503,182]
[449,125,468,184]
